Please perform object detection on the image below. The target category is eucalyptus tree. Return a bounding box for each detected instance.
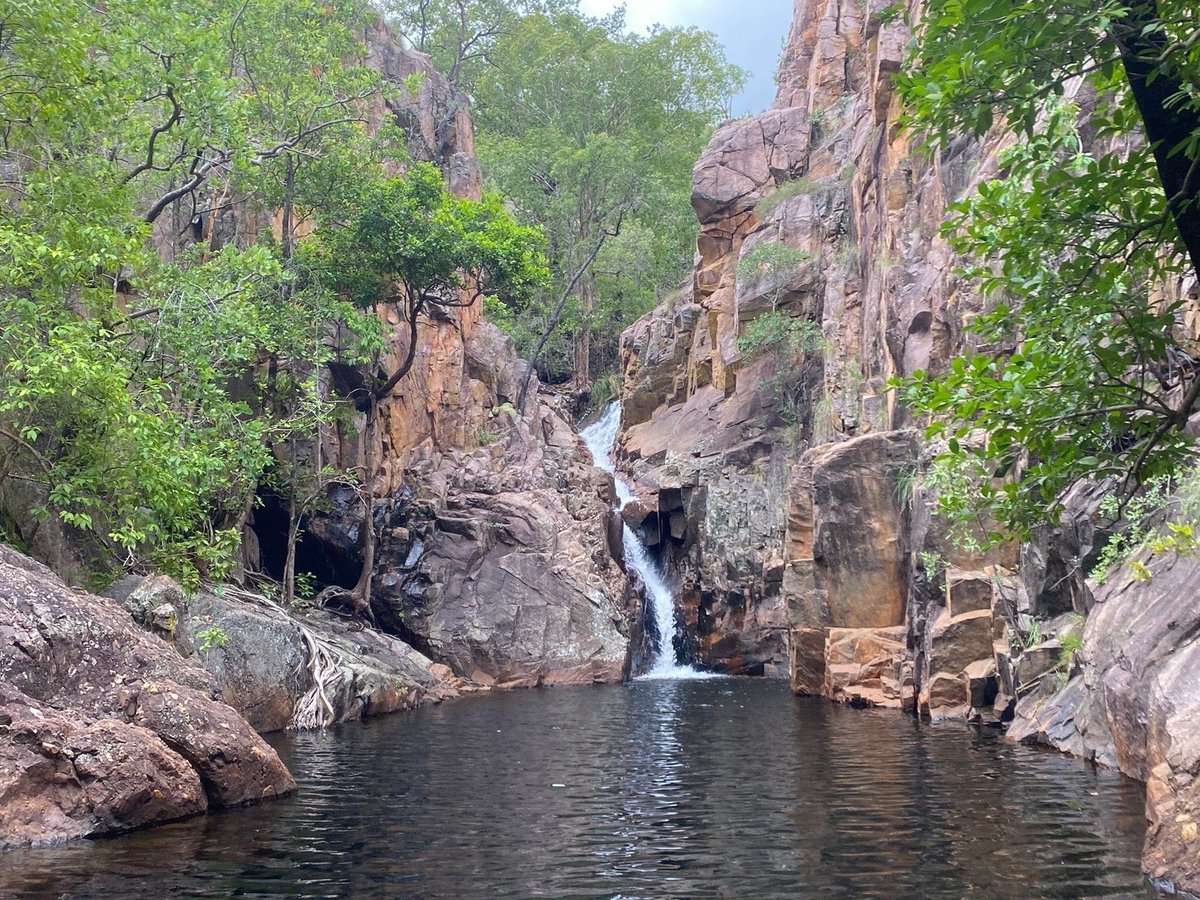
[893,0,1200,539]
[303,163,548,611]
[471,7,743,396]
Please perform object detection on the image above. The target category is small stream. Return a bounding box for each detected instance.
[3,680,1150,898]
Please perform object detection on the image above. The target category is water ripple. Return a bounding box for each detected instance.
[1,680,1153,899]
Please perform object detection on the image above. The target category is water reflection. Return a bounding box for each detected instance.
[2,680,1152,898]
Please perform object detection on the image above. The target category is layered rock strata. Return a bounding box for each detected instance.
[618,0,1013,687]
[617,0,1199,891]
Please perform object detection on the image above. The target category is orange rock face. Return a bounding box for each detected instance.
[617,0,1200,890]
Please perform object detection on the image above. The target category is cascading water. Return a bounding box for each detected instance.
[580,403,716,679]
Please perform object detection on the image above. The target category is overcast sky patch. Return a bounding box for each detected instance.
[577,0,793,115]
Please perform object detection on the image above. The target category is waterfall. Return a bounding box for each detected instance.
[580,403,717,680]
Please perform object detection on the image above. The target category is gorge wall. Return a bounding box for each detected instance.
[616,0,1199,891]
[315,25,636,688]
[618,0,1020,685]
[184,23,636,690]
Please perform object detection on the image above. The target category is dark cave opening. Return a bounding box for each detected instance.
[252,489,291,582]
[251,486,361,593]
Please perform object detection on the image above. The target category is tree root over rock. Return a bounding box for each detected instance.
[204,583,353,731]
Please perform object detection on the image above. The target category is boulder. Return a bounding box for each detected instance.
[823,626,906,708]
[945,569,994,616]
[187,592,309,733]
[789,626,826,695]
[804,432,917,630]
[0,546,294,848]
[119,575,191,651]
[388,484,632,687]
[0,687,207,849]
[919,606,996,719]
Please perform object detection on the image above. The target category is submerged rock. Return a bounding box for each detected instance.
[0,546,294,849]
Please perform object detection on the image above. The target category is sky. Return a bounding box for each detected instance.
[577,0,795,116]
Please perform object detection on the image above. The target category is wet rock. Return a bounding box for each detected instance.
[1008,545,1200,895]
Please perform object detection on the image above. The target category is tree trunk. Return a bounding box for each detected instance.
[352,394,377,616]
[518,231,615,413]
[281,156,297,276]
[1114,0,1200,278]
[573,274,593,390]
[283,491,299,607]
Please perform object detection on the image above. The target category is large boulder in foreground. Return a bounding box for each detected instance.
[0,546,295,848]
[1008,546,1200,895]
[0,686,207,850]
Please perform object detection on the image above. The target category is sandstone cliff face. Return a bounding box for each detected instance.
[1007,547,1200,892]
[617,0,1200,891]
[619,0,1006,679]
[616,0,1152,715]
[289,29,635,686]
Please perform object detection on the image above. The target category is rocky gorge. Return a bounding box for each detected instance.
[2,20,636,850]
[2,0,1199,894]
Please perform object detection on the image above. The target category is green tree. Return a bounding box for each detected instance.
[893,0,1200,539]
[469,7,743,398]
[0,0,392,585]
[306,162,548,610]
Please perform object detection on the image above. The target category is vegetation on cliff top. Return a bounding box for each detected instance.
[0,0,545,587]
[895,0,1200,540]
[388,1,745,395]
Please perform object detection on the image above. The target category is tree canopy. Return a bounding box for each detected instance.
[385,1,744,393]
[0,0,545,587]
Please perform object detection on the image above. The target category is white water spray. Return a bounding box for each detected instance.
[580,403,718,680]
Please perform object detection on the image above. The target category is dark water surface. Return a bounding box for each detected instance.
[3,679,1152,899]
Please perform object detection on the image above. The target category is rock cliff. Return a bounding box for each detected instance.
[618,0,1012,681]
[1008,546,1200,892]
[616,0,1199,892]
[284,26,636,687]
